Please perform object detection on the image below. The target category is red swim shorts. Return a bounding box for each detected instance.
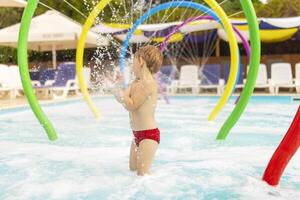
[133,128,160,147]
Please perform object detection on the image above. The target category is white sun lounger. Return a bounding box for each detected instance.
[74,67,91,93]
[199,64,224,95]
[8,65,24,98]
[294,63,300,93]
[174,65,199,94]
[0,64,14,99]
[83,67,91,89]
[51,63,79,100]
[248,64,274,94]
[269,63,296,95]
[167,80,179,95]
[34,62,79,100]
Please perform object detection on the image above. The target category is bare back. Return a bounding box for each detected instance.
[129,80,158,131]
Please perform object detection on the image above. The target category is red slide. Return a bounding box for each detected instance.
[262,106,300,186]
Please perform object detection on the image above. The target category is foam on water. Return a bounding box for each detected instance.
[0,96,299,199]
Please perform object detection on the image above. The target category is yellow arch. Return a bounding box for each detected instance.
[77,0,239,121]
[205,0,239,121]
[76,0,112,119]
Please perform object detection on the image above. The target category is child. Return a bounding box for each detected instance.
[113,45,163,176]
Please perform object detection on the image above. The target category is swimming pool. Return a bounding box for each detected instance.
[0,96,299,199]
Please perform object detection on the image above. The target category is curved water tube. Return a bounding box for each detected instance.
[76,0,112,119]
[18,0,113,139]
[216,0,261,140]
[17,0,57,141]
[262,106,300,186]
[119,0,239,123]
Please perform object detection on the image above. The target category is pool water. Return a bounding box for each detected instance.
[0,96,299,199]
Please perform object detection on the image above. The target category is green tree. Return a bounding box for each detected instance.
[257,0,300,17]
[0,8,23,64]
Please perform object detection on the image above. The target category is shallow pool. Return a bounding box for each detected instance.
[0,96,299,199]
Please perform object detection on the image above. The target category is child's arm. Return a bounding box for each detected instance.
[112,84,129,104]
[111,73,128,103]
[123,81,153,111]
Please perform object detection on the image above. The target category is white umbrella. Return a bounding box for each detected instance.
[0,10,109,68]
[0,0,27,7]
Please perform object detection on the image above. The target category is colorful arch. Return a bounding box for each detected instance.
[263,106,300,186]
[119,1,239,122]
[216,0,261,140]
[76,0,113,119]
[18,0,260,142]
[17,0,57,141]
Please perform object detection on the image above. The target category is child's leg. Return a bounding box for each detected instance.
[129,140,138,171]
[136,139,158,176]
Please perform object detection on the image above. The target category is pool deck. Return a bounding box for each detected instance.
[1,93,299,111]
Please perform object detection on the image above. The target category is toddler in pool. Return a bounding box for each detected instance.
[113,45,163,176]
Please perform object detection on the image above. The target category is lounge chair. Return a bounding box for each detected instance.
[157,65,177,94]
[8,65,23,98]
[174,65,199,94]
[29,70,40,81]
[199,64,223,95]
[31,69,57,99]
[269,63,296,94]
[74,67,91,93]
[0,64,14,99]
[249,64,274,93]
[83,67,92,89]
[35,62,78,100]
[41,69,57,86]
[31,69,57,87]
[51,62,78,100]
[294,63,300,93]
[224,63,244,92]
[160,65,177,81]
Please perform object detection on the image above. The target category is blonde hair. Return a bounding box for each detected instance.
[134,45,163,74]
